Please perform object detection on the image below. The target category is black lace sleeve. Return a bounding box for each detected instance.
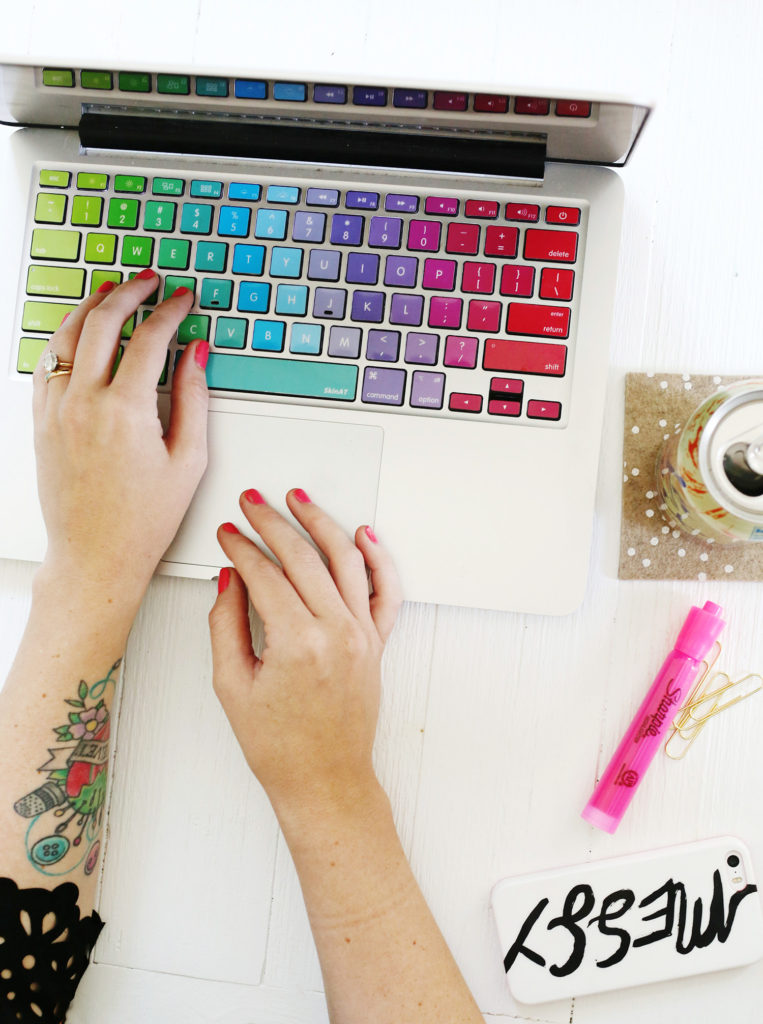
[0,877,104,1023]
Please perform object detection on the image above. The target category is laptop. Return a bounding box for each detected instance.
[0,60,649,613]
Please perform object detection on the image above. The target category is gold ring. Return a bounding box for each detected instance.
[43,351,74,383]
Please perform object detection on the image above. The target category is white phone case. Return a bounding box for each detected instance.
[491,836,763,1004]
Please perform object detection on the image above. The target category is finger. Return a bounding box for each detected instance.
[238,489,343,617]
[354,525,403,642]
[66,269,161,391]
[284,488,375,624]
[114,286,195,396]
[208,567,259,708]
[165,339,210,464]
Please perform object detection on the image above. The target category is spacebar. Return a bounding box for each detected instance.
[206,353,358,402]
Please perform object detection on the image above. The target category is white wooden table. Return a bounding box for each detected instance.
[1,3,761,1021]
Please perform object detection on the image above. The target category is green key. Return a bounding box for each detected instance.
[128,272,159,303]
[27,265,85,298]
[81,70,113,90]
[214,318,247,349]
[90,271,123,294]
[22,301,77,333]
[115,175,146,193]
[178,314,211,345]
[39,169,71,188]
[17,337,48,373]
[157,74,189,95]
[121,235,154,267]
[31,229,81,261]
[72,195,103,226]
[159,351,169,386]
[121,312,136,340]
[34,193,67,224]
[119,72,151,93]
[195,241,228,273]
[42,68,74,88]
[163,276,195,300]
[152,178,184,197]
[158,238,190,269]
[84,233,117,264]
[206,353,359,401]
[180,203,213,233]
[107,198,140,229]
[144,201,177,231]
[195,77,229,98]
[200,278,232,309]
[76,172,109,190]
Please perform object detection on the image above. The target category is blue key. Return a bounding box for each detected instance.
[330,214,364,246]
[200,278,233,309]
[229,182,261,202]
[275,284,308,316]
[313,84,347,104]
[252,320,285,351]
[190,179,222,198]
[351,290,385,322]
[306,188,339,207]
[273,82,307,102]
[206,352,357,400]
[215,317,247,349]
[293,211,326,243]
[180,203,213,233]
[307,249,341,281]
[385,194,419,213]
[353,86,388,106]
[238,281,271,312]
[219,206,251,236]
[270,246,303,277]
[346,191,379,210]
[393,89,428,108]
[234,79,267,99]
[266,185,300,204]
[290,323,323,355]
[232,244,265,275]
[195,241,228,273]
[255,208,288,239]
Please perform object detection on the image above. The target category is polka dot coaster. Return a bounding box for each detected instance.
[618,373,763,581]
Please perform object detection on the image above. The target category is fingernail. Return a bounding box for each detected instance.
[97,280,116,293]
[218,567,230,594]
[365,525,378,543]
[173,286,192,298]
[60,312,70,325]
[221,522,239,534]
[244,488,265,505]
[194,340,209,370]
[136,268,156,280]
[294,488,311,503]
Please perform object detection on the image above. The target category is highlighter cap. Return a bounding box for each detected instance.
[675,601,725,660]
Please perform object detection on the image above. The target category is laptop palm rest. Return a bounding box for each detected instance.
[162,405,384,571]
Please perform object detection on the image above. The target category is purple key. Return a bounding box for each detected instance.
[293,211,326,242]
[306,187,339,206]
[351,290,385,322]
[353,86,388,106]
[313,84,347,104]
[389,293,424,326]
[393,88,428,108]
[407,220,441,252]
[384,255,418,288]
[330,214,364,246]
[424,196,459,216]
[346,252,379,284]
[428,296,462,328]
[366,330,400,362]
[328,326,362,358]
[410,370,445,409]
[313,288,347,318]
[385,193,419,213]
[307,249,341,281]
[368,216,402,248]
[405,332,439,364]
[362,366,406,406]
[346,191,379,209]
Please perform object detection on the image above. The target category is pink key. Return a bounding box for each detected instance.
[433,91,468,111]
[466,300,501,333]
[507,302,570,338]
[490,376,523,395]
[484,225,518,257]
[428,296,463,329]
[527,399,562,420]
[500,265,535,297]
[445,222,480,254]
[408,219,442,251]
[488,399,521,416]
[449,392,483,413]
[514,96,550,115]
[444,334,478,368]
[422,258,456,290]
[465,199,499,218]
[505,203,539,222]
[484,338,567,376]
[461,261,495,293]
[424,196,459,216]
[539,267,574,301]
[546,206,581,226]
[555,100,591,118]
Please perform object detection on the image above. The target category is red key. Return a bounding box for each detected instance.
[445,222,480,255]
[539,268,574,301]
[474,93,509,113]
[465,199,499,218]
[488,399,521,416]
[467,300,501,333]
[490,377,523,395]
[555,100,591,118]
[514,97,550,115]
[484,225,518,257]
[505,203,539,222]
[546,206,580,225]
[507,302,570,338]
[527,399,562,420]
[449,392,483,413]
[428,296,463,328]
[444,335,479,368]
[500,265,534,297]
[484,338,567,376]
[434,91,468,111]
[462,261,495,293]
[524,228,577,262]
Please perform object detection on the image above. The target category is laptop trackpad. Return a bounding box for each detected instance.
[163,408,385,571]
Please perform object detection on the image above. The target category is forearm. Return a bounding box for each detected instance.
[277,782,483,1024]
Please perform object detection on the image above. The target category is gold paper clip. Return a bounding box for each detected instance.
[665,642,762,759]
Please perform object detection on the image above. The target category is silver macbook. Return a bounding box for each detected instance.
[0,60,649,613]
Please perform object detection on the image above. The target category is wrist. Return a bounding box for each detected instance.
[32,558,141,645]
[273,773,392,851]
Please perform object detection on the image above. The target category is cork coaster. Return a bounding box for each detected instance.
[618,372,763,581]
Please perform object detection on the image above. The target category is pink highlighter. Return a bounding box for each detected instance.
[582,601,725,834]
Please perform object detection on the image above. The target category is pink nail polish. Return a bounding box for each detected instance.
[365,525,378,543]
[218,567,230,594]
[60,312,70,325]
[294,488,311,503]
[221,522,239,534]
[173,286,192,298]
[136,268,156,280]
[97,280,116,293]
[194,340,209,369]
[244,488,265,505]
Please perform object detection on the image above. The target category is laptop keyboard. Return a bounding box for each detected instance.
[16,164,586,427]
